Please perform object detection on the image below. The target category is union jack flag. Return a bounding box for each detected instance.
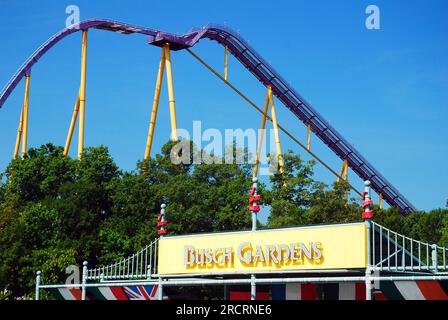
[123,285,159,300]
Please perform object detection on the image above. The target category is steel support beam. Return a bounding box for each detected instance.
[253,89,270,179]
[144,49,165,161]
[64,94,80,156]
[14,74,31,160]
[77,30,88,159]
[163,43,178,142]
[268,86,284,175]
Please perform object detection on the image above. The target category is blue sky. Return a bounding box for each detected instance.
[0,0,447,217]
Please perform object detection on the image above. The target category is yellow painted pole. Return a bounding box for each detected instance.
[253,88,270,179]
[13,104,24,160]
[268,87,284,175]
[78,30,88,159]
[144,49,166,160]
[379,193,383,209]
[63,94,80,156]
[338,160,347,182]
[21,74,31,159]
[344,160,348,180]
[307,124,311,151]
[163,43,178,142]
[343,159,349,203]
[224,46,228,81]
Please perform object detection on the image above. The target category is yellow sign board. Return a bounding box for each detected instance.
[157,223,367,275]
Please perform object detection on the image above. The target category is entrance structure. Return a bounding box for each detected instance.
[35,181,448,301]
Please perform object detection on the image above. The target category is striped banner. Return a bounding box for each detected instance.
[123,285,159,300]
[46,288,84,300]
[48,286,158,300]
[45,281,448,300]
[274,283,383,300]
[272,284,318,300]
[229,285,270,300]
[381,281,448,300]
[87,287,128,300]
[229,291,270,300]
[337,283,366,300]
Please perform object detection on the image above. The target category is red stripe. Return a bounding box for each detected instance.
[355,283,366,300]
[229,291,270,300]
[69,288,84,300]
[110,287,128,300]
[256,292,270,300]
[416,281,448,300]
[374,292,388,300]
[139,286,151,300]
[150,285,158,298]
[301,283,317,300]
[230,291,250,300]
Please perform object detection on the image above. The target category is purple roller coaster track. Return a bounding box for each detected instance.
[0,19,416,215]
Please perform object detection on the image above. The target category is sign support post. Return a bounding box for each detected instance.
[362,180,374,300]
[81,261,87,300]
[249,178,260,300]
[157,204,167,300]
[35,271,41,300]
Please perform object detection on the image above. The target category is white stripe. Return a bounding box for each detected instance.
[58,288,77,300]
[339,283,356,300]
[99,287,119,300]
[286,284,301,300]
[150,286,159,300]
[395,281,426,300]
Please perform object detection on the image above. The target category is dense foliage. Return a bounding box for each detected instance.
[0,142,447,299]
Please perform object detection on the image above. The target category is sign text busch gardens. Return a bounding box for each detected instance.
[184,241,322,266]
[157,223,367,275]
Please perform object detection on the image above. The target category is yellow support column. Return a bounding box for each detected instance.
[344,159,348,181]
[224,46,228,81]
[338,160,347,182]
[21,74,31,159]
[344,160,348,203]
[307,124,311,151]
[268,87,284,175]
[64,94,80,156]
[338,160,349,203]
[379,193,383,209]
[78,30,88,159]
[163,43,178,142]
[13,104,24,160]
[253,89,270,179]
[144,50,166,160]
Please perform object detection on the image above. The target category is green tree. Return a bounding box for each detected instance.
[1,140,447,300]
[266,150,360,227]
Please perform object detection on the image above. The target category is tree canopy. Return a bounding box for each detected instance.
[0,141,447,299]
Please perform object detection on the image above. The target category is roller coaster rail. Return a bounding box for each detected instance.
[0,18,417,215]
